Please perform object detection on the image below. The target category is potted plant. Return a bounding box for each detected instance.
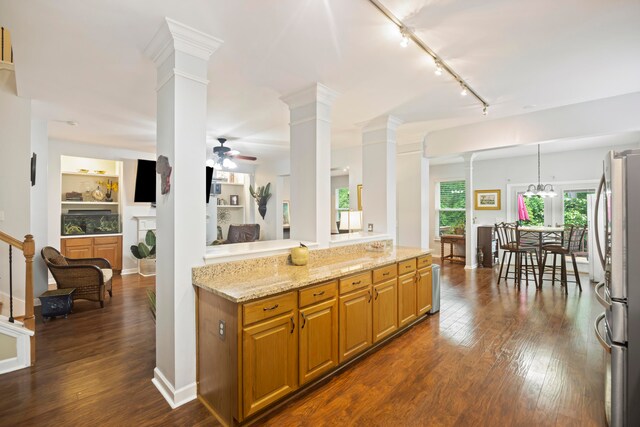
[130,230,156,276]
[249,183,272,219]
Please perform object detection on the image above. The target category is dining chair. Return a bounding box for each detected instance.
[495,223,539,287]
[541,225,584,292]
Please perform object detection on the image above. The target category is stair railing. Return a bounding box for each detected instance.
[0,231,35,364]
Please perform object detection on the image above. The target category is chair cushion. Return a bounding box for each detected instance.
[101,268,113,283]
[49,255,68,266]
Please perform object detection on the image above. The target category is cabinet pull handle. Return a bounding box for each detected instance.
[290,316,295,334]
[263,304,279,311]
[301,313,306,329]
[352,280,361,285]
[383,272,390,276]
[367,290,372,303]
[313,291,325,297]
[374,288,379,300]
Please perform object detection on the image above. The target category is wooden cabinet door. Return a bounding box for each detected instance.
[372,278,398,343]
[416,267,433,317]
[339,287,372,363]
[398,273,417,327]
[299,298,338,385]
[93,236,122,270]
[242,313,298,418]
[61,238,93,259]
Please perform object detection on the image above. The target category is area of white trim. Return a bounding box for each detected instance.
[464,263,478,270]
[0,292,24,318]
[329,232,390,247]
[204,239,318,264]
[0,316,33,375]
[121,268,139,276]
[152,367,197,409]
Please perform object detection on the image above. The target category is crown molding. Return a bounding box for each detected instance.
[145,17,223,66]
[281,83,339,109]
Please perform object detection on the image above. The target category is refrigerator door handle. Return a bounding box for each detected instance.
[594,312,612,353]
[594,174,606,269]
[594,281,611,309]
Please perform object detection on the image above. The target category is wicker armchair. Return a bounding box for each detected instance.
[41,246,113,308]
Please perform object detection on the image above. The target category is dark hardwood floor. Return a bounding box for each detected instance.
[0,262,605,426]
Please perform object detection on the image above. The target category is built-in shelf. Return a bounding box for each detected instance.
[61,201,119,205]
[213,181,245,186]
[217,205,244,208]
[61,171,119,178]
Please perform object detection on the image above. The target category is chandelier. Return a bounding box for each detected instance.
[524,145,557,198]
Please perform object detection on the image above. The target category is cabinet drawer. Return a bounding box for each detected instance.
[63,237,93,247]
[372,264,397,283]
[339,271,372,294]
[299,280,337,308]
[243,292,297,326]
[94,236,119,244]
[398,259,416,275]
[417,254,432,270]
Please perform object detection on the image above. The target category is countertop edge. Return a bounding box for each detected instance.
[194,248,431,304]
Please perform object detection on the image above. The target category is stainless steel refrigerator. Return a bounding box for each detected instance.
[594,149,640,426]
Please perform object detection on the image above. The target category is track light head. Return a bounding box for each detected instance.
[399,27,410,48]
[460,84,468,96]
[482,105,488,116]
[434,61,443,76]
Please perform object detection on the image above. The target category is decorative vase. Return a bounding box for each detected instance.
[258,204,267,219]
[105,190,113,202]
[139,258,156,277]
[291,244,309,266]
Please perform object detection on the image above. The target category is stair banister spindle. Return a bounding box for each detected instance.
[8,243,14,323]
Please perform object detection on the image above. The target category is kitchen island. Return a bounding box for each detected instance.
[193,241,433,426]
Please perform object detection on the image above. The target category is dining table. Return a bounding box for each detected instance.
[518,226,564,278]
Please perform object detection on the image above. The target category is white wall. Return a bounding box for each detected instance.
[429,142,640,256]
[48,140,155,273]
[0,69,31,315]
[332,146,362,211]
[30,120,49,296]
[253,158,288,241]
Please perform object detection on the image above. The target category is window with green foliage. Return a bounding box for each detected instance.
[564,190,594,226]
[437,180,466,236]
[521,195,545,226]
[336,188,350,222]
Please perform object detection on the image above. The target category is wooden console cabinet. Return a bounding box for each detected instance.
[61,235,122,272]
[197,254,432,426]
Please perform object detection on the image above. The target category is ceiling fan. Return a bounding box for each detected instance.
[210,138,257,170]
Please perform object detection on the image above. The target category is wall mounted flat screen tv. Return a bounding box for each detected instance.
[134,159,156,203]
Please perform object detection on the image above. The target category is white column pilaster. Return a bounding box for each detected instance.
[145,18,222,408]
[362,116,402,241]
[397,139,429,249]
[281,83,337,247]
[463,153,477,269]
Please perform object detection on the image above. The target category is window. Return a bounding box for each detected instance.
[564,189,594,226]
[437,180,465,236]
[335,188,349,221]
[521,195,545,226]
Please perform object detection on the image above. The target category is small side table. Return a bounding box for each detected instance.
[440,234,466,264]
[39,288,75,320]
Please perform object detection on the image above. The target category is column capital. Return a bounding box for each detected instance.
[145,17,223,67]
[360,115,403,133]
[281,83,339,110]
[462,152,477,164]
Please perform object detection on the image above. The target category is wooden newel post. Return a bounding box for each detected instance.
[23,234,36,364]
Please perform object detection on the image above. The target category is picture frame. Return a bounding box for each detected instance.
[474,189,501,210]
[212,183,222,195]
[229,195,239,206]
[283,200,290,226]
[357,184,363,211]
[30,153,37,186]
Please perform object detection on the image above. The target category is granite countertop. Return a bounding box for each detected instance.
[193,246,431,303]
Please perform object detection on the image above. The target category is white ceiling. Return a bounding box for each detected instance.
[3,0,640,155]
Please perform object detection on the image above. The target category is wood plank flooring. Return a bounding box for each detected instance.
[0,262,606,426]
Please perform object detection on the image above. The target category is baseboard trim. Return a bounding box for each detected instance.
[121,268,138,276]
[464,263,478,270]
[152,367,197,409]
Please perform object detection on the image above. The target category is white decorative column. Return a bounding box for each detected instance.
[145,18,222,408]
[463,153,477,269]
[397,139,429,248]
[362,116,402,240]
[281,83,337,247]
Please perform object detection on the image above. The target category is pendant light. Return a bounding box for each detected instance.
[524,145,557,198]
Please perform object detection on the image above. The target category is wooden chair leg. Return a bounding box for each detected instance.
[571,253,582,291]
[542,251,548,287]
[524,252,530,287]
[506,252,513,282]
[531,252,539,288]
[516,253,522,286]
[498,251,507,284]
[552,253,557,286]
[561,255,568,293]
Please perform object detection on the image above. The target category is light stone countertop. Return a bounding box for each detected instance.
[193,246,431,303]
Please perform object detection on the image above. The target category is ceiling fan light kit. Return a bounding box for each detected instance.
[368,0,489,115]
[211,137,257,170]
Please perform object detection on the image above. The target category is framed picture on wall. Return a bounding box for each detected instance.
[357,184,363,211]
[474,189,501,210]
[283,200,290,226]
[229,195,239,206]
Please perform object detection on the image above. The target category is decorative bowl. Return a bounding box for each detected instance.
[78,169,89,173]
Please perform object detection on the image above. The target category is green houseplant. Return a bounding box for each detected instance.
[130,230,156,276]
[250,183,272,219]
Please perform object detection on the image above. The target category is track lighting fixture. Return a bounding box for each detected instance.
[367,0,489,115]
[482,105,488,115]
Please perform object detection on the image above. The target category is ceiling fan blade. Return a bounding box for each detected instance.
[231,154,257,161]
[228,150,240,156]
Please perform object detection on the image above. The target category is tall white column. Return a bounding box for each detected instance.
[362,116,402,240]
[397,140,430,249]
[145,18,222,408]
[463,153,477,269]
[281,83,337,247]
